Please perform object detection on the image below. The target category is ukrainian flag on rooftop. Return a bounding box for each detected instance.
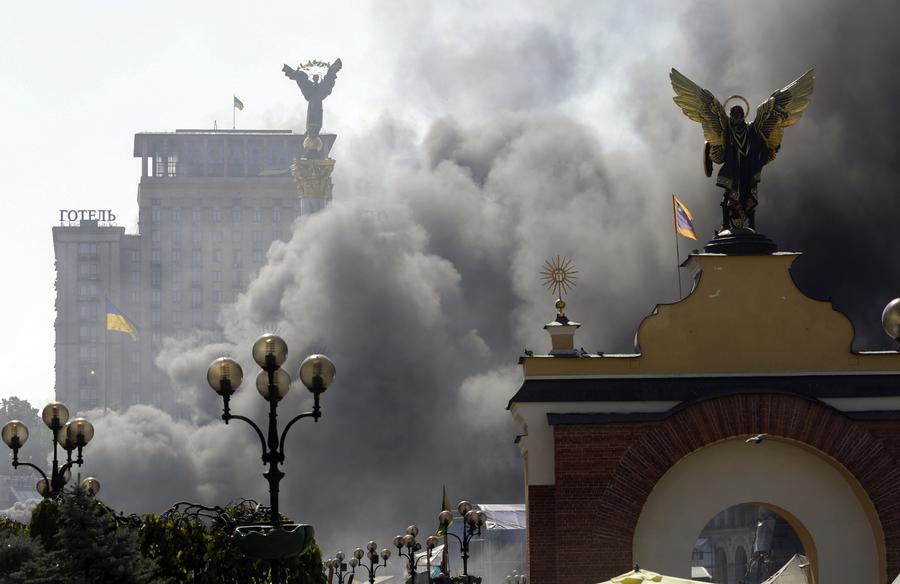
[106,299,139,341]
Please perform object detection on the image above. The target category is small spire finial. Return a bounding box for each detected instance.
[540,256,578,316]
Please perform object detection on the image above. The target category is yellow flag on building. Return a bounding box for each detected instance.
[106,298,139,341]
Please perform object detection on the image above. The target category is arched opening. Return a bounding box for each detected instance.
[714,547,728,584]
[734,547,748,583]
[694,503,804,583]
[631,437,883,583]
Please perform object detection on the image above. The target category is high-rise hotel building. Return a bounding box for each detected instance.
[53,129,336,413]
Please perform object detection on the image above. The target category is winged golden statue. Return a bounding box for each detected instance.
[670,68,814,232]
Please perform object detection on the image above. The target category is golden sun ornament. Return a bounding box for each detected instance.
[540,256,578,299]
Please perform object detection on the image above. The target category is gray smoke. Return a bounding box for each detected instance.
[75,0,900,566]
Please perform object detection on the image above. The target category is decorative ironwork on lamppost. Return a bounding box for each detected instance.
[206,333,336,584]
[437,501,487,579]
[1,403,98,498]
[393,525,439,584]
[348,541,391,584]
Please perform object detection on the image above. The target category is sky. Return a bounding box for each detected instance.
[2,0,900,565]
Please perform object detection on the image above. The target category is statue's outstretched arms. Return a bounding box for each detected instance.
[752,69,815,157]
[670,68,729,165]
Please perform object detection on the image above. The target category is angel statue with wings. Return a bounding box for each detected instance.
[283,58,343,139]
[670,68,814,232]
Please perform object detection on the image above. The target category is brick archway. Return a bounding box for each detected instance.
[589,392,900,579]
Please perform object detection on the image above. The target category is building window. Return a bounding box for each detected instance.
[172,290,182,303]
[172,311,182,325]
[172,249,181,262]
[213,231,223,243]
[192,310,202,325]
[167,155,178,177]
[191,270,201,286]
[192,289,202,308]
[152,230,161,243]
[172,207,181,222]
[155,154,164,176]
[78,302,99,321]
[233,271,243,286]
[213,289,223,303]
[151,204,161,222]
[253,210,262,223]
[151,270,161,287]
[150,249,161,264]
[129,271,140,283]
[213,249,222,263]
[79,365,98,386]
[212,270,222,282]
[252,250,264,264]
[152,332,162,345]
[232,250,242,267]
[130,290,140,303]
[232,207,241,223]
[79,284,98,299]
[192,232,202,245]
[273,230,282,242]
[213,209,222,223]
[152,310,161,325]
[151,290,161,306]
[252,231,262,243]
[173,231,181,244]
[192,249,202,266]
[232,231,241,243]
[77,243,98,260]
[192,207,201,223]
[78,263,98,281]
[130,351,140,365]
[79,346,98,362]
[78,326,97,342]
[273,207,281,222]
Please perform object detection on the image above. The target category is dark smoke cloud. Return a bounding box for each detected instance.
[75,0,900,565]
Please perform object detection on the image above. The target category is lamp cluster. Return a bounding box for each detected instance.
[438,500,487,578]
[206,333,336,584]
[1,402,99,498]
[393,524,440,583]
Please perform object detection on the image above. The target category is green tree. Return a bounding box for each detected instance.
[10,487,161,584]
[0,396,51,474]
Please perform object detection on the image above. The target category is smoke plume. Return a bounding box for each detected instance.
[75,0,900,563]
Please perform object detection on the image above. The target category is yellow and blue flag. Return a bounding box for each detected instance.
[233,95,244,111]
[106,299,139,341]
[673,195,697,240]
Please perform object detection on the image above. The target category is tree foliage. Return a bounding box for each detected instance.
[0,492,327,584]
[0,396,50,472]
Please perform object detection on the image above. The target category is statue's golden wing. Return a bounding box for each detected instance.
[670,68,729,165]
[753,69,815,155]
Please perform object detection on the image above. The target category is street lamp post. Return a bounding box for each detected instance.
[438,501,487,579]
[1,402,99,498]
[393,525,439,584]
[206,333,336,584]
[325,551,354,584]
[505,570,527,584]
[349,541,392,584]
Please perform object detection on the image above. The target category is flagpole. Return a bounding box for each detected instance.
[673,195,683,300]
[233,96,236,130]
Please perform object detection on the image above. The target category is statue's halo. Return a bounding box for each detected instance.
[724,95,750,116]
